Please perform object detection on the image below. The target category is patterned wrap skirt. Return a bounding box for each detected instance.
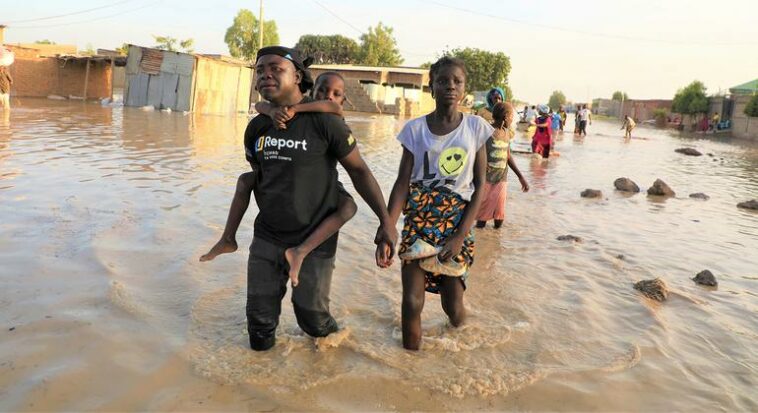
[398,183,475,294]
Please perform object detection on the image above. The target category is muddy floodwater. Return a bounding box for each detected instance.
[1,99,757,411]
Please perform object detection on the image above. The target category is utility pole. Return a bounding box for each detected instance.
[258,0,264,51]
[254,0,264,104]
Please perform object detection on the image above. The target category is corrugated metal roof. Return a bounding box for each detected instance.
[730,78,758,94]
[140,49,163,75]
[159,52,195,76]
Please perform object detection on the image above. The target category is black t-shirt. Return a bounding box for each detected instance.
[244,99,356,257]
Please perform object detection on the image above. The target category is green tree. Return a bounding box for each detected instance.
[357,22,403,66]
[115,43,129,55]
[224,9,279,61]
[153,35,194,53]
[745,94,758,117]
[612,91,629,101]
[34,39,56,45]
[548,90,567,110]
[295,34,358,64]
[652,108,668,127]
[672,80,709,114]
[443,47,511,95]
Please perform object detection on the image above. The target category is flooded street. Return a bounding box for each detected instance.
[1,99,757,411]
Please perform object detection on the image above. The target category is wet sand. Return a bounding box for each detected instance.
[1,99,757,411]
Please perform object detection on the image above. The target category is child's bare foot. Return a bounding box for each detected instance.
[199,238,237,262]
[284,247,307,287]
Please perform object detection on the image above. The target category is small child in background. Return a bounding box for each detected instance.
[532,104,553,158]
[200,72,357,287]
[550,109,561,136]
[475,102,529,229]
[621,115,636,140]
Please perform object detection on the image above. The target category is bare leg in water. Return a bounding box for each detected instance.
[200,171,255,262]
[440,275,466,327]
[401,261,427,350]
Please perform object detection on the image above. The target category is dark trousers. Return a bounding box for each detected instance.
[246,237,338,351]
[579,120,588,135]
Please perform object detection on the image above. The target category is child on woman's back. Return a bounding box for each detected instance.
[200,72,357,287]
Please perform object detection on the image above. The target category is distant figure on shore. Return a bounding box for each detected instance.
[578,104,592,136]
[621,115,636,140]
[532,105,553,158]
[558,106,567,132]
[476,102,529,229]
[384,56,489,350]
[710,112,721,131]
[226,46,394,351]
[0,66,12,111]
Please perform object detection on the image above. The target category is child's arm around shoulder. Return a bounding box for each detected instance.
[292,100,343,117]
[254,101,274,117]
[254,101,289,129]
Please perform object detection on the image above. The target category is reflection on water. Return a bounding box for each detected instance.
[1,99,757,411]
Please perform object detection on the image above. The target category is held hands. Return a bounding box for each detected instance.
[374,224,398,268]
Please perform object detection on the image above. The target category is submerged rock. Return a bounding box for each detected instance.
[692,270,718,287]
[647,179,676,197]
[614,177,640,193]
[581,189,603,198]
[689,192,710,200]
[557,235,582,243]
[634,278,669,302]
[675,147,702,156]
[737,199,758,210]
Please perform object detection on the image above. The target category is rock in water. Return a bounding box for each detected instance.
[675,148,703,156]
[581,189,603,198]
[689,193,710,200]
[614,177,640,193]
[737,199,758,210]
[647,179,676,197]
[634,278,669,301]
[692,270,718,286]
[557,235,582,243]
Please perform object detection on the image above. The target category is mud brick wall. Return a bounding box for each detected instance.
[7,57,112,99]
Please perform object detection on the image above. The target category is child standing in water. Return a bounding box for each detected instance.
[475,102,529,229]
[621,115,636,140]
[532,104,553,159]
[382,57,490,350]
[550,109,561,136]
[200,72,357,287]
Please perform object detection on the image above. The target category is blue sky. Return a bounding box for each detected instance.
[4,0,758,103]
